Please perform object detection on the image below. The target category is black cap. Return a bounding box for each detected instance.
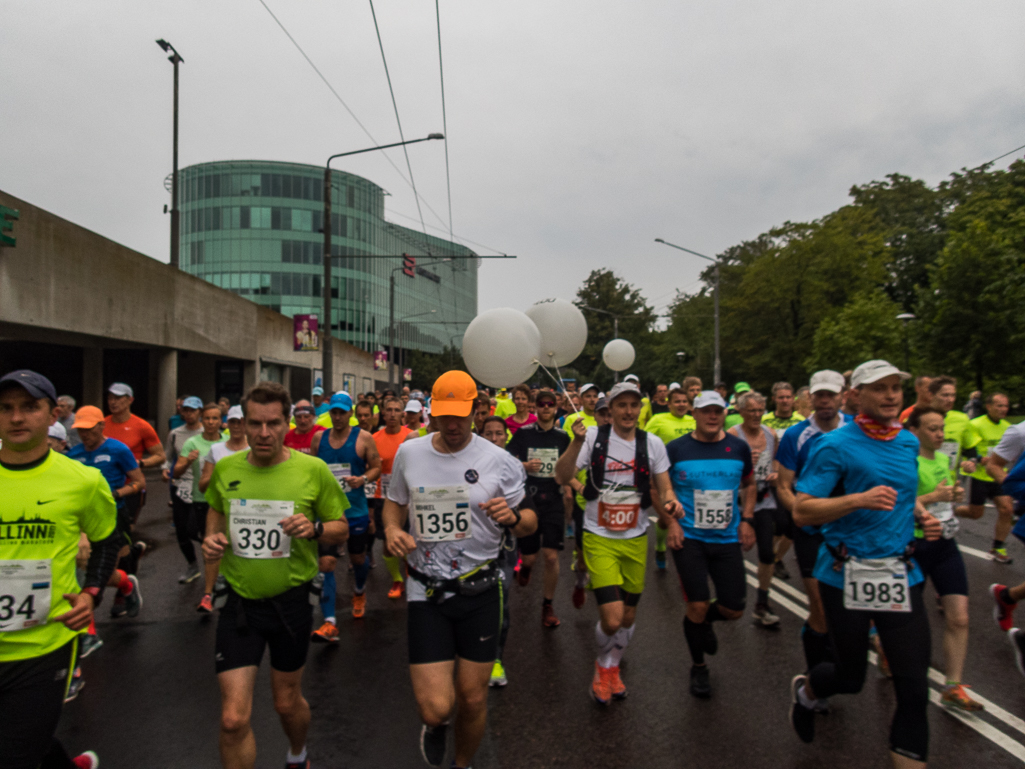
[0,370,58,403]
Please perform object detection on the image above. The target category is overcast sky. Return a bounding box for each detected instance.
[3,1,1024,324]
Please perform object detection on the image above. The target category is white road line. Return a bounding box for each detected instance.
[742,561,1025,760]
[959,543,996,561]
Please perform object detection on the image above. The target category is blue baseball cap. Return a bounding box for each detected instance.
[182,396,203,409]
[0,370,58,403]
[312,386,324,396]
[329,392,353,412]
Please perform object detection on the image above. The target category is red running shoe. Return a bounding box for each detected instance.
[992,583,1017,632]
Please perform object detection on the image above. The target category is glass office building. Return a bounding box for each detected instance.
[178,160,477,356]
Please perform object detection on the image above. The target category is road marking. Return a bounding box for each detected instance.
[742,561,1025,761]
[959,543,997,561]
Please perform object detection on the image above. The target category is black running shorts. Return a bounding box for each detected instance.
[407,585,502,665]
[215,583,313,674]
[672,537,746,612]
[517,503,565,555]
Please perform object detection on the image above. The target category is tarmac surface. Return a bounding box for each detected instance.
[57,471,1025,768]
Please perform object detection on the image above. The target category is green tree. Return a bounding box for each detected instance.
[805,289,904,372]
[405,345,467,391]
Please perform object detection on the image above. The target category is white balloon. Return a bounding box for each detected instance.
[602,339,635,372]
[524,298,588,368]
[462,308,541,387]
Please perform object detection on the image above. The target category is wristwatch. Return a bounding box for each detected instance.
[312,521,324,539]
[741,517,755,525]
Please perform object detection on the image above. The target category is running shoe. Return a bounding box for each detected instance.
[565,521,574,538]
[179,562,202,584]
[65,674,85,703]
[572,584,586,610]
[388,580,405,599]
[609,666,627,700]
[311,621,339,643]
[72,751,99,769]
[655,550,667,571]
[542,603,560,628]
[1010,628,1025,678]
[197,593,214,613]
[790,674,815,743]
[124,575,142,618]
[109,594,126,619]
[991,547,1014,564]
[941,683,984,712]
[689,665,711,698]
[774,560,790,580]
[489,661,508,688]
[516,565,531,588]
[992,583,1017,632]
[285,760,310,769]
[79,633,103,659]
[753,602,781,629]
[352,592,366,619]
[420,723,448,767]
[590,662,613,705]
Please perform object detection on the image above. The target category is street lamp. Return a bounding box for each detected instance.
[655,238,721,385]
[578,305,626,382]
[321,133,444,393]
[156,39,183,269]
[897,313,916,372]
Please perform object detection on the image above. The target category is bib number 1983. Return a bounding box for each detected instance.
[844,557,910,612]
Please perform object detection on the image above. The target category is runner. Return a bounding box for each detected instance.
[355,399,378,435]
[774,370,850,681]
[563,383,599,438]
[684,377,703,412]
[728,391,782,629]
[164,396,204,584]
[493,387,517,419]
[645,386,697,570]
[794,386,813,419]
[504,384,537,436]
[103,383,165,533]
[174,402,227,614]
[383,370,536,769]
[310,392,382,633]
[312,386,328,416]
[958,392,1013,563]
[556,381,680,705]
[905,406,983,711]
[48,422,69,453]
[56,395,81,450]
[761,381,803,579]
[68,406,145,620]
[507,389,570,627]
[789,359,942,767]
[839,372,859,418]
[201,381,348,769]
[724,382,750,429]
[638,383,669,428]
[0,369,119,769]
[899,376,933,423]
[996,453,1025,670]
[283,400,325,455]
[371,397,412,601]
[404,400,425,432]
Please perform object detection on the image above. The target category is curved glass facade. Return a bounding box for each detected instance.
[178,160,477,355]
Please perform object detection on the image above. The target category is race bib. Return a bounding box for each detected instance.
[176,480,193,504]
[527,448,558,479]
[928,501,960,540]
[844,557,910,612]
[597,489,641,532]
[940,441,960,472]
[229,500,293,559]
[410,486,472,542]
[693,489,734,530]
[328,463,353,493]
[0,559,52,631]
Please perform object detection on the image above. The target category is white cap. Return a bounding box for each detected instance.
[405,400,423,413]
[108,382,133,397]
[809,370,846,394]
[623,374,640,384]
[226,405,244,421]
[579,382,599,395]
[48,422,67,441]
[692,390,727,409]
[606,382,641,403]
[851,360,910,388]
[669,382,681,391]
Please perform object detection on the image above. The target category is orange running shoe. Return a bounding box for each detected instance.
[388,580,405,599]
[542,603,561,628]
[609,666,627,700]
[590,662,613,705]
[941,683,984,712]
[311,621,339,643]
[352,592,367,618]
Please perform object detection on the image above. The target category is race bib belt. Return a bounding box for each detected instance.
[411,485,472,542]
[527,448,558,479]
[843,556,911,612]
[328,463,352,492]
[693,489,734,530]
[597,489,641,532]
[229,500,293,559]
[927,501,960,540]
[0,559,52,632]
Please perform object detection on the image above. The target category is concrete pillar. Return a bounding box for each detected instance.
[82,347,103,407]
[282,366,292,397]
[156,349,178,439]
[243,360,259,394]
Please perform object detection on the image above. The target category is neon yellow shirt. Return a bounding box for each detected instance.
[0,452,116,661]
[963,414,1010,482]
[563,411,597,438]
[494,397,517,419]
[644,412,697,444]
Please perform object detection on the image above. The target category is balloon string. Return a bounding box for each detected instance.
[536,360,579,414]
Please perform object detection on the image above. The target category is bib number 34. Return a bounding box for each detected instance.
[0,560,52,632]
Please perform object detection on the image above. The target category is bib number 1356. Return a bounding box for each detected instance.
[410,486,472,542]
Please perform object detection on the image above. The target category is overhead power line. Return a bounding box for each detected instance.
[435,0,453,242]
[368,0,427,239]
[972,141,1025,171]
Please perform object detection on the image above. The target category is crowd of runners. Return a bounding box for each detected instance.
[4,361,1025,768]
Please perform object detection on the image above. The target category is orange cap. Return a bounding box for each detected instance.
[431,371,477,417]
[71,405,106,430]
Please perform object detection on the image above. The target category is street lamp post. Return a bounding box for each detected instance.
[897,313,916,372]
[156,39,183,269]
[655,238,721,385]
[389,258,452,388]
[321,133,444,393]
[578,306,630,383]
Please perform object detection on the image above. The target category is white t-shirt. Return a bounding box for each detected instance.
[994,423,1025,468]
[205,442,248,466]
[388,433,526,601]
[575,427,670,539]
[732,424,777,511]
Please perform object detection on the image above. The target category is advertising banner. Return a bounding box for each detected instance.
[293,314,319,351]
[374,351,387,370]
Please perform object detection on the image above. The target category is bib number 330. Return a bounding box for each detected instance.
[844,557,910,612]
[229,500,293,559]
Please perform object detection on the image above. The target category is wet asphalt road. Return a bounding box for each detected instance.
[57,474,1025,768]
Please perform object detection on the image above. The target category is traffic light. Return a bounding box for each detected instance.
[403,253,416,277]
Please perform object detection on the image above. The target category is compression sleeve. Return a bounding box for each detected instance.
[83,530,122,590]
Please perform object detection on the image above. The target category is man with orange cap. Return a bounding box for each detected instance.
[383,370,537,769]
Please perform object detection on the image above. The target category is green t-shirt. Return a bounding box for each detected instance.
[724,413,743,430]
[940,410,970,474]
[182,434,224,503]
[963,414,1010,481]
[0,451,116,662]
[645,412,697,444]
[494,397,517,419]
[205,450,349,600]
[915,451,954,538]
[762,411,803,438]
[563,411,597,438]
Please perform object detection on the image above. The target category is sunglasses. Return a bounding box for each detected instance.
[536,400,557,408]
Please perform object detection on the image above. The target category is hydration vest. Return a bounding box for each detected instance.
[582,424,652,509]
